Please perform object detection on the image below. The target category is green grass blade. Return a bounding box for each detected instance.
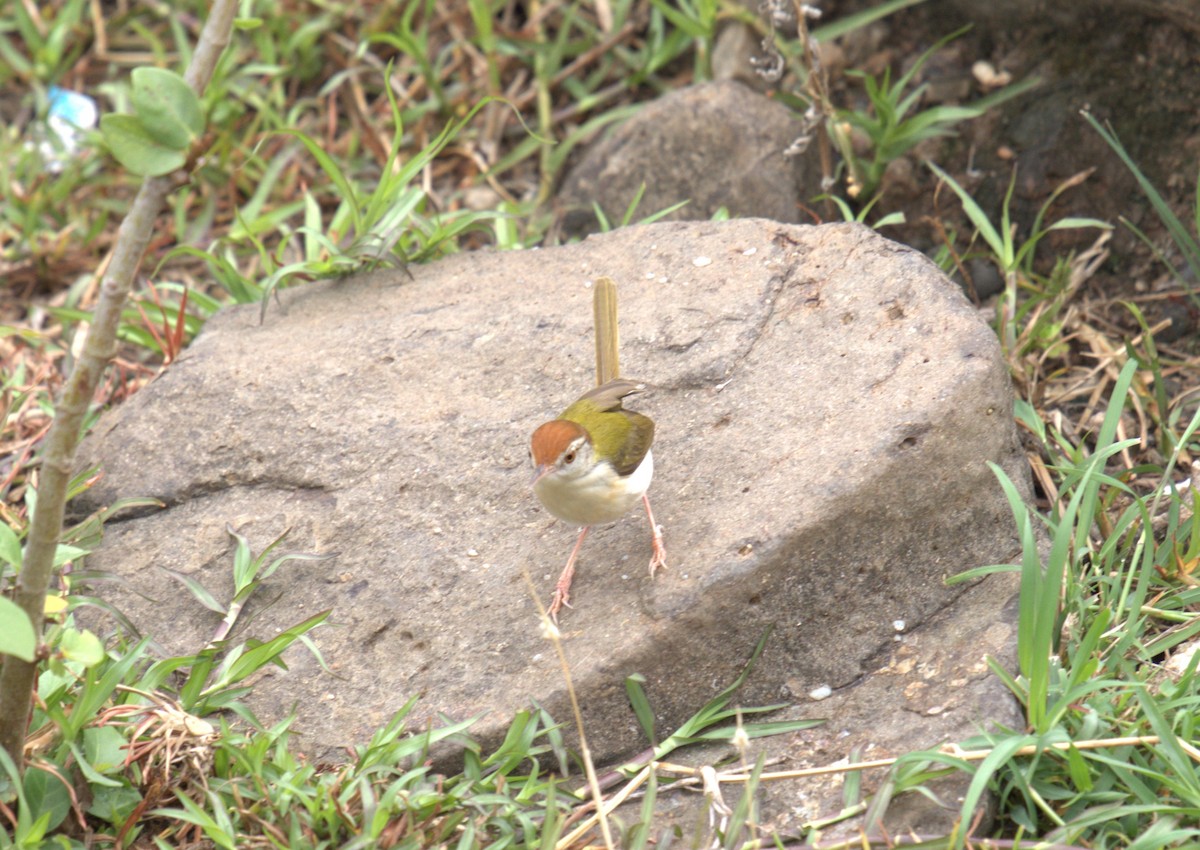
[927,160,1005,261]
[811,0,927,41]
[1083,111,1200,283]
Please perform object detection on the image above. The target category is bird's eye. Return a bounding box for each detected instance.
[564,451,576,464]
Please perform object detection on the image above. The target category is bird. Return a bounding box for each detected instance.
[530,378,667,621]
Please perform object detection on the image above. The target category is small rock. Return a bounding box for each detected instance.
[556,81,820,235]
[712,21,767,90]
[972,60,1013,89]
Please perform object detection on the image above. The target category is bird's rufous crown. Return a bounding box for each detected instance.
[531,419,588,466]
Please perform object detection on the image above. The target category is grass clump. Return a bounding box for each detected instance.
[835,27,1038,201]
[925,358,1200,847]
[3,654,577,848]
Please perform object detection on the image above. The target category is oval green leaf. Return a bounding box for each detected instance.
[0,522,20,569]
[100,113,186,176]
[23,764,72,833]
[131,66,203,150]
[52,543,90,568]
[59,628,106,666]
[0,597,36,661]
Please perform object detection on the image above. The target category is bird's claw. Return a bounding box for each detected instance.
[648,530,667,577]
[548,586,573,623]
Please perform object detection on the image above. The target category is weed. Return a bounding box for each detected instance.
[1085,111,1200,306]
[927,160,1110,375]
[838,27,1038,200]
[933,359,1200,846]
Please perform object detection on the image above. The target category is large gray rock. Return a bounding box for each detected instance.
[77,219,1028,833]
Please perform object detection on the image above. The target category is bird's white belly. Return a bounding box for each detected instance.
[534,450,654,526]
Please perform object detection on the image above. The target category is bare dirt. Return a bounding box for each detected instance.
[821,1,1200,328]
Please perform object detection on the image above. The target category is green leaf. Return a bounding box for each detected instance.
[178,651,216,710]
[131,67,203,150]
[625,674,657,745]
[810,0,928,40]
[57,638,152,740]
[52,543,89,567]
[1065,743,1093,792]
[201,610,329,699]
[67,740,123,789]
[154,791,237,850]
[88,784,144,825]
[23,765,71,833]
[0,597,37,661]
[693,717,824,741]
[926,160,1006,263]
[1084,111,1200,282]
[276,128,361,232]
[59,628,106,666]
[647,0,707,36]
[82,725,130,775]
[1047,216,1112,231]
[100,113,186,176]
[0,522,21,568]
[162,566,227,615]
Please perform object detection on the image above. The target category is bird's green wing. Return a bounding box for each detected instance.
[562,379,655,477]
[609,410,654,476]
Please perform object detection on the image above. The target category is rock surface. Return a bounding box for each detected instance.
[77,219,1028,832]
[622,572,1020,842]
[556,82,819,236]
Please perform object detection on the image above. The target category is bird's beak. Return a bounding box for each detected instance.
[531,464,552,487]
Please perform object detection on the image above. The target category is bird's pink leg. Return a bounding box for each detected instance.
[643,495,667,576]
[549,526,590,622]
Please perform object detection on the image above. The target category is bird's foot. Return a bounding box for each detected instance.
[547,528,586,623]
[643,495,667,577]
[648,528,667,577]
[548,584,573,623]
